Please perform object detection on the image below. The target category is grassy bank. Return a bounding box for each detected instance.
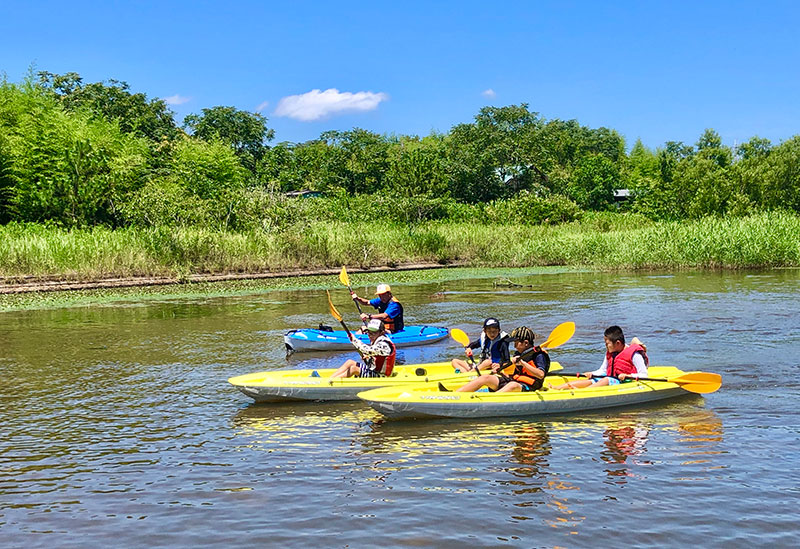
[1,212,799,280]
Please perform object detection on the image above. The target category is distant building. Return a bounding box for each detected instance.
[285,189,323,199]
[613,189,631,202]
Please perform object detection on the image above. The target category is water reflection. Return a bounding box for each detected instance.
[9,266,788,547]
[601,422,651,479]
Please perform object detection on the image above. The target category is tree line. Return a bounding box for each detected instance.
[1,71,799,230]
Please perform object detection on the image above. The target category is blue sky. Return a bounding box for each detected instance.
[2,1,798,150]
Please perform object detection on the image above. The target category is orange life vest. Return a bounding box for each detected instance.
[510,347,550,390]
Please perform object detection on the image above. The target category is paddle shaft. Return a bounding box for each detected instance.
[554,372,721,394]
[339,266,366,317]
[558,373,666,382]
[347,284,365,315]
[327,290,367,360]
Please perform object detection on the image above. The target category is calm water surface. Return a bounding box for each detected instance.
[2,270,799,547]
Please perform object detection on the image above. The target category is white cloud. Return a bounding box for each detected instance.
[256,101,269,112]
[274,88,389,121]
[482,89,496,99]
[163,94,191,106]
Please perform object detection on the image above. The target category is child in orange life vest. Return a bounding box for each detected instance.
[455,326,550,393]
[550,325,648,390]
[330,318,397,379]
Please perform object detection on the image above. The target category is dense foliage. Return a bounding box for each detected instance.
[2,71,800,233]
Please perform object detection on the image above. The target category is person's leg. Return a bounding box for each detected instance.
[550,378,594,390]
[452,358,469,371]
[330,359,359,379]
[456,374,500,392]
[496,381,523,393]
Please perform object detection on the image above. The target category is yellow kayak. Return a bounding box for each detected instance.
[358,366,721,419]
[229,361,563,402]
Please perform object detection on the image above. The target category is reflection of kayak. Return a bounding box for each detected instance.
[358,366,700,420]
[284,325,449,352]
[229,361,563,403]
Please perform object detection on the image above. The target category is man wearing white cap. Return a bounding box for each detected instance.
[350,284,405,333]
[330,318,397,379]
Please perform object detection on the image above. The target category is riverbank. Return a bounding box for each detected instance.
[1,212,798,294]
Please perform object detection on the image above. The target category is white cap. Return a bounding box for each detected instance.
[375,284,392,295]
[366,318,384,332]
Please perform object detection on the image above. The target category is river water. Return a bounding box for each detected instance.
[2,270,799,547]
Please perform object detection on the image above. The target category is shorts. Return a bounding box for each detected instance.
[497,375,542,392]
[592,376,621,385]
[359,363,385,378]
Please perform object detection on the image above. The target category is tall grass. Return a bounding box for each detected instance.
[1,213,798,280]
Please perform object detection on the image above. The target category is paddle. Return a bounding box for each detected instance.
[450,328,477,369]
[326,290,366,360]
[498,321,576,376]
[451,321,576,377]
[555,371,722,394]
[539,321,575,350]
[338,266,366,324]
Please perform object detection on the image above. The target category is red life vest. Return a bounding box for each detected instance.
[605,343,649,377]
[369,335,397,376]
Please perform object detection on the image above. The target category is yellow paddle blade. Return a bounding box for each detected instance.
[450,328,470,347]
[668,372,722,394]
[338,265,350,288]
[326,290,343,322]
[540,321,575,349]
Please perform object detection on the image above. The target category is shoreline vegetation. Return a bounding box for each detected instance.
[3,72,800,304]
[1,212,798,291]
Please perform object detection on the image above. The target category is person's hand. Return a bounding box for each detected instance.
[360,313,369,321]
[580,372,593,379]
[618,373,628,381]
[350,291,358,300]
[491,362,501,373]
[465,348,473,358]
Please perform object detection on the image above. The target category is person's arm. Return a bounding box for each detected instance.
[521,355,546,379]
[359,298,383,320]
[583,358,607,378]
[351,337,392,358]
[631,353,648,377]
[370,300,399,322]
[349,291,371,306]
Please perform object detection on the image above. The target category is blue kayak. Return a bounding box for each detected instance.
[284,325,449,352]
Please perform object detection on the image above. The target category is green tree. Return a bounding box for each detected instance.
[1,76,150,226]
[695,128,731,168]
[319,129,390,194]
[567,154,619,210]
[183,106,274,175]
[752,136,800,211]
[446,104,550,202]
[37,71,179,142]
[736,136,772,161]
[385,135,449,198]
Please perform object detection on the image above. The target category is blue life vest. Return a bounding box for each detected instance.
[480,331,510,363]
